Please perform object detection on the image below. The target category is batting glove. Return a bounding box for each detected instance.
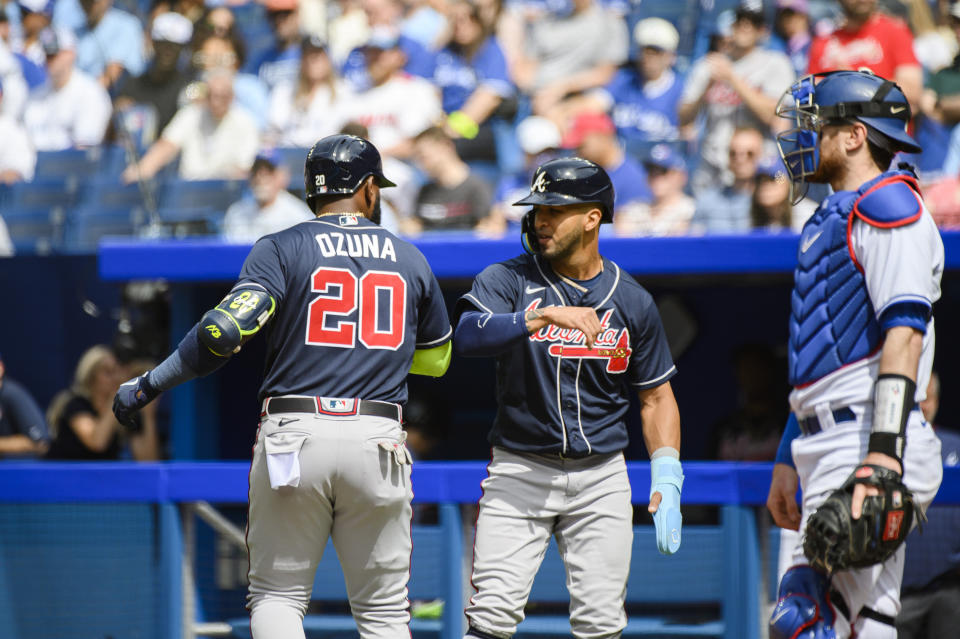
[113,372,159,432]
[650,457,684,555]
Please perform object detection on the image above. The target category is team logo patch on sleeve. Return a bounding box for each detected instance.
[528,304,632,373]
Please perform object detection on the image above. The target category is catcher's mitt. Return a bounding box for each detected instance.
[803,464,922,574]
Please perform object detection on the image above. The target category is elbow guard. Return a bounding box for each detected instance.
[198,286,276,356]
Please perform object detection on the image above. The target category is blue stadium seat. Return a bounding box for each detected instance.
[156,206,225,237]
[158,180,245,212]
[1,177,79,209]
[79,177,160,211]
[2,206,66,254]
[34,148,104,180]
[276,147,310,188]
[63,206,145,253]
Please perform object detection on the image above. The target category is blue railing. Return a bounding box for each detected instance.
[0,463,957,639]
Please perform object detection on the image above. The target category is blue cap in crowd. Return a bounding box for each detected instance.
[756,154,788,180]
[643,144,687,172]
[253,148,284,169]
[18,0,54,17]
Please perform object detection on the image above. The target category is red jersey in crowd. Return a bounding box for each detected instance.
[807,13,918,79]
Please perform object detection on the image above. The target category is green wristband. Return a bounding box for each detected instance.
[447,111,479,139]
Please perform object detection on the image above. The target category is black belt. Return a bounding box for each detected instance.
[797,408,857,436]
[262,396,401,422]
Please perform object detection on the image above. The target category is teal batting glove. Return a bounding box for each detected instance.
[650,456,684,555]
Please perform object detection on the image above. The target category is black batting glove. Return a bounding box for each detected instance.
[113,372,159,431]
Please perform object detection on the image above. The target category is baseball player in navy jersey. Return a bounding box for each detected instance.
[452,157,684,639]
[111,134,453,639]
[766,71,944,639]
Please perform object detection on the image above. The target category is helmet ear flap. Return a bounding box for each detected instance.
[521,210,539,255]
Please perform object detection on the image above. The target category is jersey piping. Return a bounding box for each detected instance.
[416,328,453,347]
[575,359,592,454]
[632,364,677,387]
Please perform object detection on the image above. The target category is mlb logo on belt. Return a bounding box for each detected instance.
[318,397,358,415]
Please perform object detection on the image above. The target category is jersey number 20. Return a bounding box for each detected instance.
[306,267,407,350]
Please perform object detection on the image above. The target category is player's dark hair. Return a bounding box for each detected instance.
[865,136,896,172]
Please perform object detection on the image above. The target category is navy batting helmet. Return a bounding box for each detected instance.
[775,70,920,201]
[514,157,614,254]
[304,134,395,201]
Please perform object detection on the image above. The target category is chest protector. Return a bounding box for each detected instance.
[789,169,923,387]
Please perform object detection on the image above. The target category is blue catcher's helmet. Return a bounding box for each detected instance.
[304,134,395,202]
[513,157,615,254]
[775,70,921,201]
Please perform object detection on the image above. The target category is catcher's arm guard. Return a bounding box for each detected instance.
[803,464,922,574]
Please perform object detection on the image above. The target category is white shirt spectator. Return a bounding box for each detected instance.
[222,189,313,243]
[23,68,111,149]
[342,74,441,153]
[0,39,28,119]
[161,102,259,180]
[265,79,354,148]
[0,215,14,256]
[0,115,37,181]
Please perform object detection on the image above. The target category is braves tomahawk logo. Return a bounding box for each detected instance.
[526,301,632,373]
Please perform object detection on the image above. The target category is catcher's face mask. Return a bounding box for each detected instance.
[775,75,822,205]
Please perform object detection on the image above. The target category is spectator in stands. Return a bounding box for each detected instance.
[0,77,35,183]
[251,0,302,92]
[13,0,51,66]
[0,20,28,119]
[749,155,793,231]
[402,0,447,51]
[114,11,193,142]
[0,353,51,457]
[121,70,259,182]
[511,0,629,123]
[339,120,413,233]
[897,372,960,638]
[807,0,922,109]
[264,34,354,148]
[711,343,788,461]
[922,3,960,128]
[191,34,270,130]
[563,111,652,214]
[614,144,694,237]
[46,345,159,461]
[769,0,811,77]
[343,28,442,158]
[192,5,237,44]
[680,1,794,194]
[222,148,313,242]
[24,28,111,150]
[340,0,436,90]
[691,126,763,233]
[74,0,146,89]
[408,125,494,232]
[434,0,513,164]
[581,17,684,148]
[486,115,562,234]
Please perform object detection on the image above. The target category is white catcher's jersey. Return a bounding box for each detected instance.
[789,209,944,416]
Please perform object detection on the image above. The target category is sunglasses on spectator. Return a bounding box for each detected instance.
[645,166,670,177]
[268,10,294,20]
[729,149,758,158]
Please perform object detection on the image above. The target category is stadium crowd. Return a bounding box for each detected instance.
[1,0,960,254]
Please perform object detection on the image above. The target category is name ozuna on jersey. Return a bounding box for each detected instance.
[315,231,398,262]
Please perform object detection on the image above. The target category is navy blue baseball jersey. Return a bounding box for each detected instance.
[456,254,675,457]
[237,214,452,403]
